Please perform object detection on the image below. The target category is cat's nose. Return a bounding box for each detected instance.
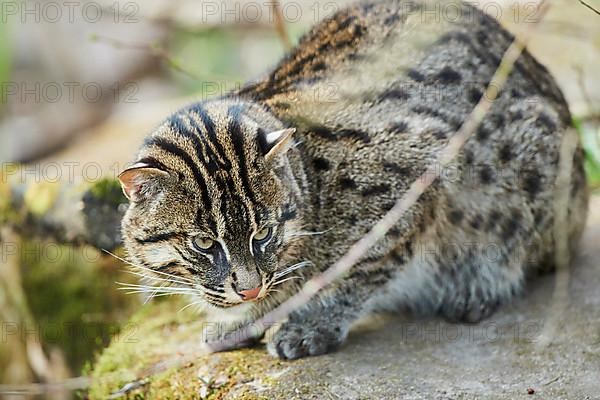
[239,286,262,300]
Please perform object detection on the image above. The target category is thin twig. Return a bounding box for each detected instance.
[271,1,292,50]
[536,122,579,348]
[106,378,150,399]
[89,34,201,80]
[574,64,597,117]
[207,0,551,353]
[542,375,561,386]
[578,0,600,16]
[0,377,90,396]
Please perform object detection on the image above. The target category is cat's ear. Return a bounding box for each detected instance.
[259,128,296,162]
[118,161,171,202]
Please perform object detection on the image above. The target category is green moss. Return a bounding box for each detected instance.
[573,116,600,190]
[21,244,139,373]
[89,299,285,399]
[0,179,12,224]
[89,298,200,398]
[87,178,127,206]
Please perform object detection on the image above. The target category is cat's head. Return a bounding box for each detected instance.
[119,100,307,309]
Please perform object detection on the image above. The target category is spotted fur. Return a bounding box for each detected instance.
[120,0,588,359]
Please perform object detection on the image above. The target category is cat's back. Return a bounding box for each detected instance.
[242,0,567,126]
[240,0,572,166]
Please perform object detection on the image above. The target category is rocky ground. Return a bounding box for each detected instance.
[89,196,600,399]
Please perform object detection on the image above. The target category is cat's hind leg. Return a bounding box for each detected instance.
[372,240,526,324]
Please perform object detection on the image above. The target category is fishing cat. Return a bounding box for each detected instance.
[118,0,588,359]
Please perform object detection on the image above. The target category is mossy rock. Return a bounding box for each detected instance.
[89,298,286,399]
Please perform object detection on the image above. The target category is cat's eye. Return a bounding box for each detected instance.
[253,227,272,243]
[193,236,215,251]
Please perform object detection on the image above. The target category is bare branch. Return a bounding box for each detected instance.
[89,34,201,81]
[271,1,292,50]
[578,0,600,16]
[0,377,90,397]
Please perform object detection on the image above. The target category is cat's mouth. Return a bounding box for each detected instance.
[208,261,311,308]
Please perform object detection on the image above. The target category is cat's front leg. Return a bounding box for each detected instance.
[201,318,266,351]
[267,281,374,360]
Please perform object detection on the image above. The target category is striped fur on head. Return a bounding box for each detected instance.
[119,99,307,310]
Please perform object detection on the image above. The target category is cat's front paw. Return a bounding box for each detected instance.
[267,320,347,360]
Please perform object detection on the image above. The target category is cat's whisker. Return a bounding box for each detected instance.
[120,289,200,297]
[116,282,194,291]
[103,250,195,284]
[124,290,196,297]
[273,261,314,280]
[287,228,332,238]
[144,290,157,304]
[271,275,304,287]
[124,269,193,287]
[178,301,205,313]
[205,297,234,307]
[116,283,201,296]
[131,264,195,284]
